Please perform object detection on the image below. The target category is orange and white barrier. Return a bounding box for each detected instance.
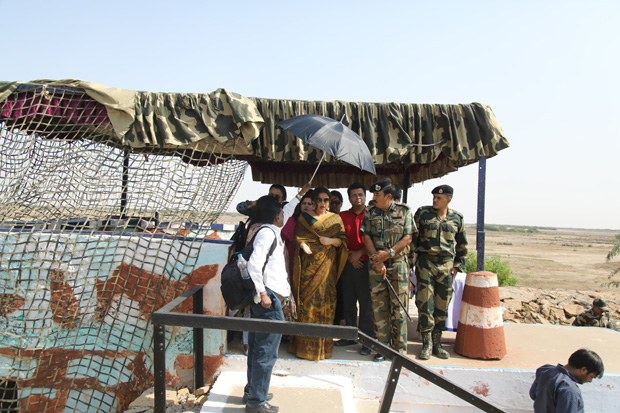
[454,271,506,360]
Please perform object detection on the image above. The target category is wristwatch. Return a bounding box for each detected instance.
[389,248,396,257]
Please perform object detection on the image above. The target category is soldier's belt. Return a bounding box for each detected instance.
[418,252,453,263]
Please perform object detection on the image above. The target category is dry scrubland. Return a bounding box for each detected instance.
[473,226,618,291]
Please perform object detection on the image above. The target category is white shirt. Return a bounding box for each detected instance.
[247,223,291,298]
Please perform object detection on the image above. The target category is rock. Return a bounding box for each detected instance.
[124,408,152,413]
[176,388,190,404]
[564,304,585,317]
[551,307,565,320]
[502,299,522,312]
[129,388,178,409]
[195,387,209,397]
[527,302,540,312]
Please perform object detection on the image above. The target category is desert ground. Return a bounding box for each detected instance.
[472,226,618,291]
[217,212,619,292]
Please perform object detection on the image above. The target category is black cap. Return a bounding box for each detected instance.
[370,178,392,193]
[593,298,609,311]
[432,184,454,196]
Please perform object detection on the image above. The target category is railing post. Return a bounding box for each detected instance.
[153,324,167,413]
[193,286,204,390]
[379,358,403,413]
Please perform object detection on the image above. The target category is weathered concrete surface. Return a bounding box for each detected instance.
[200,323,620,412]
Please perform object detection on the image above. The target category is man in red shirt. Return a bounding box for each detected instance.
[334,183,375,355]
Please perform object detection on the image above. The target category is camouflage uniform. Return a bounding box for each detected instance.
[572,308,615,329]
[412,206,467,334]
[361,202,416,353]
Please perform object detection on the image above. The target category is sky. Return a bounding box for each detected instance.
[1,0,618,230]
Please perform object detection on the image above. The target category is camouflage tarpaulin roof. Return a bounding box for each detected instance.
[244,97,510,188]
[0,79,264,157]
[0,80,510,188]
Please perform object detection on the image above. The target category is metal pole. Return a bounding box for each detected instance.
[476,157,487,272]
[153,324,166,413]
[379,358,403,413]
[120,150,129,219]
[193,286,204,390]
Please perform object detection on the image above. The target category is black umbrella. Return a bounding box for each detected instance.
[277,114,376,183]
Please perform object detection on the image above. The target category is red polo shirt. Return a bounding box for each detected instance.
[339,207,368,261]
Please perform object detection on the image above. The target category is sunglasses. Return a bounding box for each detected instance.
[316,198,330,203]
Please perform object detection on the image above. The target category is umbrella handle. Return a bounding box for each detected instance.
[308,151,326,184]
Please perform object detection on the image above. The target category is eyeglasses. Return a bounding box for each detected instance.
[316,198,330,203]
[350,193,365,198]
[330,200,341,205]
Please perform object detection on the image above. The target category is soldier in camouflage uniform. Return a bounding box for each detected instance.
[573,298,615,329]
[412,185,467,360]
[361,178,416,361]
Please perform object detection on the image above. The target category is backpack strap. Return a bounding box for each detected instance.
[250,225,278,274]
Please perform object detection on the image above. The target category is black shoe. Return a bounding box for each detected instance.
[334,339,356,347]
[242,393,273,404]
[359,346,371,356]
[246,402,279,412]
[373,353,385,362]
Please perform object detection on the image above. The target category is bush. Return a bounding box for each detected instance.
[464,251,519,286]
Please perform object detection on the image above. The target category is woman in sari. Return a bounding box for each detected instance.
[289,187,348,360]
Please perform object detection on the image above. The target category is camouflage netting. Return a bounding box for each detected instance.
[0,81,260,412]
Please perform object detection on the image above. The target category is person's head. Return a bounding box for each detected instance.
[592,298,609,316]
[254,195,284,227]
[370,178,395,210]
[293,191,315,218]
[268,184,287,203]
[431,184,453,211]
[312,187,331,215]
[329,190,343,214]
[567,349,605,384]
[347,183,366,210]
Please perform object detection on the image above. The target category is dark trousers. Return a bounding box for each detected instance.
[244,288,284,407]
[340,261,374,337]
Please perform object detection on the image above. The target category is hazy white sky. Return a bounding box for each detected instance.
[1,0,618,229]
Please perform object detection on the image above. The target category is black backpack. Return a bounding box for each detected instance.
[221,226,277,310]
[229,217,251,258]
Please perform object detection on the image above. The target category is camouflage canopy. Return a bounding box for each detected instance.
[0,79,509,188]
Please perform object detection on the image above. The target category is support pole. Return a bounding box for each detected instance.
[120,150,129,219]
[193,286,204,390]
[476,157,487,272]
[153,324,166,413]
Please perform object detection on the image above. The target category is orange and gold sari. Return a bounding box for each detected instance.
[288,211,348,360]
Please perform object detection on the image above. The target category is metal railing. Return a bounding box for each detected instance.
[152,285,505,413]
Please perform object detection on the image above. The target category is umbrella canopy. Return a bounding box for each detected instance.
[277,114,376,178]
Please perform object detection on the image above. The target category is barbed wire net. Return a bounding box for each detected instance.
[0,85,247,412]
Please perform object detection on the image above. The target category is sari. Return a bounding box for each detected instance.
[288,211,348,360]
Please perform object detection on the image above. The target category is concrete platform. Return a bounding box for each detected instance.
[200,323,620,412]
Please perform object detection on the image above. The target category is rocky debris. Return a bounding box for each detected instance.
[124,385,210,413]
[500,287,620,328]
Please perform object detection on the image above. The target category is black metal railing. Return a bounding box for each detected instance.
[152,285,505,413]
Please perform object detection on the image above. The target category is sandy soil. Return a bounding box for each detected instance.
[467,226,618,291]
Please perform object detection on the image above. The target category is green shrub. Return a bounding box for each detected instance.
[464,251,519,286]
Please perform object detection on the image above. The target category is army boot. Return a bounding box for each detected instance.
[432,329,449,359]
[418,332,432,360]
